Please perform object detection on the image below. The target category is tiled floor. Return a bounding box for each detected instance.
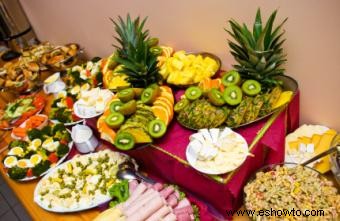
[0,175,32,221]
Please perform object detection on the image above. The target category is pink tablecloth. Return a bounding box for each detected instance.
[80,91,300,219]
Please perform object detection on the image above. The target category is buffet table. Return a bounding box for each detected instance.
[0,88,299,221]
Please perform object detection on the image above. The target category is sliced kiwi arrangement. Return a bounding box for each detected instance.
[148,119,167,138]
[114,132,135,150]
[185,86,202,101]
[141,87,159,104]
[118,88,135,102]
[110,100,124,112]
[221,70,241,87]
[174,98,189,113]
[118,100,137,116]
[105,112,125,129]
[223,85,243,106]
[103,84,171,151]
[242,79,261,96]
[207,88,225,106]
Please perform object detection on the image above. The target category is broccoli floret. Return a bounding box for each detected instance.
[52,124,71,141]
[8,166,27,180]
[32,160,51,177]
[95,71,103,85]
[51,98,62,108]
[52,123,66,134]
[50,108,72,123]
[8,140,28,149]
[56,144,69,157]
[27,128,43,140]
[41,125,52,136]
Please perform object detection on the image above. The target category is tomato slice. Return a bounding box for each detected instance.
[65,97,74,109]
[48,153,59,164]
[26,168,33,177]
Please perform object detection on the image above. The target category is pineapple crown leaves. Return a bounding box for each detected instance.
[226,8,288,89]
[110,14,161,88]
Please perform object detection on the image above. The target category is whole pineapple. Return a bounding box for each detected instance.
[226,9,287,90]
[111,14,161,88]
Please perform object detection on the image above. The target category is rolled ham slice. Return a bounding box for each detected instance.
[176,213,192,221]
[129,180,139,195]
[175,198,191,209]
[145,205,171,221]
[162,213,177,221]
[166,193,178,208]
[174,205,194,215]
[126,195,164,221]
[160,186,174,199]
[123,183,147,208]
[152,182,164,191]
[124,190,158,216]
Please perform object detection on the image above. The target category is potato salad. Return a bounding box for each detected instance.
[35,150,129,211]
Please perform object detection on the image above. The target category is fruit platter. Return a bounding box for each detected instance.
[175,74,297,130]
[34,149,130,212]
[94,180,200,221]
[97,85,174,150]
[3,123,73,181]
[0,93,46,130]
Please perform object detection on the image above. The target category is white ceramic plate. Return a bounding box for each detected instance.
[186,128,249,175]
[50,119,84,127]
[34,150,130,213]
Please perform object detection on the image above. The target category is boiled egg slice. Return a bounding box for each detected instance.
[71,65,83,73]
[70,85,80,95]
[17,159,33,168]
[57,90,67,99]
[30,154,42,166]
[28,139,42,151]
[42,138,59,152]
[81,83,90,92]
[4,156,18,168]
[8,147,24,157]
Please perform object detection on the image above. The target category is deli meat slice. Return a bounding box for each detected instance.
[152,182,164,191]
[124,190,158,216]
[166,193,178,208]
[145,205,171,221]
[174,205,194,215]
[175,198,191,209]
[176,212,192,221]
[162,213,177,221]
[129,180,139,194]
[160,186,174,199]
[126,195,164,221]
[123,183,147,208]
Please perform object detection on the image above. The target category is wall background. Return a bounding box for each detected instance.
[19,0,340,131]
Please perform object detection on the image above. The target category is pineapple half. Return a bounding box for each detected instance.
[226,8,288,90]
[110,14,161,88]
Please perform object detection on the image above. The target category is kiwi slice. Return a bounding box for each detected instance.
[185,86,202,101]
[110,100,124,112]
[118,88,135,102]
[221,70,241,87]
[141,88,159,104]
[242,80,261,96]
[114,132,135,150]
[118,100,137,116]
[223,85,243,106]
[174,99,190,113]
[105,112,125,129]
[207,88,225,106]
[148,119,167,138]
